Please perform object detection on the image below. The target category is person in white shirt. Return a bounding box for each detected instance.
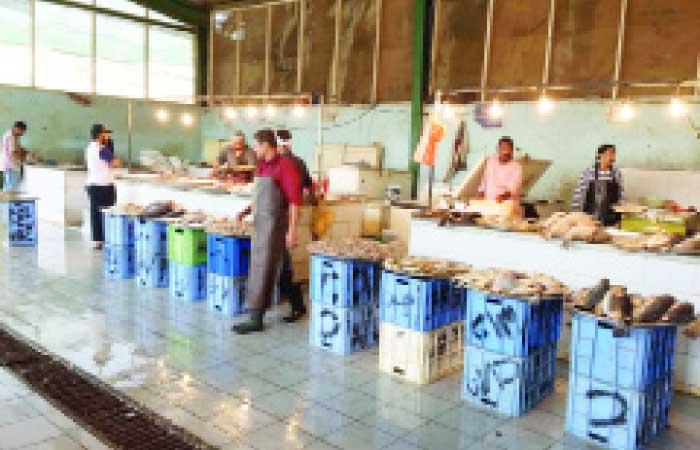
[85,124,118,250]
[2,121,27,192]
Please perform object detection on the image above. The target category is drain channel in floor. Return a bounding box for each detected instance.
[0,324,218,450]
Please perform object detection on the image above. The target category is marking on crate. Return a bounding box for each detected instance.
[471,306,516,340]
[465,359,516,401]
[586,389,628,429]
[319,309,340,348]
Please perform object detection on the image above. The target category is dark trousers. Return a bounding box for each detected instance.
[86,184,116,242]
[280,250,305,313]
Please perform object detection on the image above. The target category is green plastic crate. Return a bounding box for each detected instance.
[167,225,208,266]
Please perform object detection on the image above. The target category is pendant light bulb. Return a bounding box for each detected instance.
[265,104,277,118]
[292,104,306,118]
[669,97,688,117]
[617,102,635,122]
[442,103,455,120]
[180,112,194,127]
[223,107,237,121]
[537,95,554,114]
[488,100,504,120]
[155,108,170,123]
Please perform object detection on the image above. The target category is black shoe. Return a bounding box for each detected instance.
[283,309,306,323]
[232,310,264,335]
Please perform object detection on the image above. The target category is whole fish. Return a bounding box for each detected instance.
[635,295,676,323]
[662,302,695,324]
[575,279,610,311]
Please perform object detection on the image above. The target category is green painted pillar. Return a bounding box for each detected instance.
[410,0,430,199]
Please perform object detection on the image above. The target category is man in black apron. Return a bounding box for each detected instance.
[571,144,624,226]
[232,129,302,334]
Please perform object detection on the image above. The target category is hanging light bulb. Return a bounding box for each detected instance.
[537,94,554,114]
[180,112,194,127]
[265,104,277,118]
[223,107,237,121]
[487,100,504,120]
[155,108,170,123]
[441,103,455,120]
[245,105,258,119]
[292,104,306,118]
[669,97,688,117]
[616,101,635,122]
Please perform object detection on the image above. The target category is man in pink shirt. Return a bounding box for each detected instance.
[2,121,27,192]
[476,136,523,203]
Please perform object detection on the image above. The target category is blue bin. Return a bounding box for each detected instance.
[465,290,563,358]
[135,218,168,257]
[309,301,377,355]
[169,262,207,302]
[103,244,136,279]
[7,200,36,223]
[207,273,247,316]
[103,213,135,247]
[207,234,251,277]
[569,314,676,391]
[136,253,169,288]
[462,344,557,417]
[380,271,449,332]
[310,255,377,307]
[566,372,672,450]
[1,200,38,246]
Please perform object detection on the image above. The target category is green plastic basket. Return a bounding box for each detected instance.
[167,225,208,266]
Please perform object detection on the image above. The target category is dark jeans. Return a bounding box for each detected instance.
[86,184,116,242]
[280,250,305,313]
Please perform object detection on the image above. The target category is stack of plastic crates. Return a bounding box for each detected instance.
[206,233,251,317]
[308,255,380,355]
[379,270,465,384]
[135,218,168,288]
[0,198,37,246]
[462,289,563,416]
[103,212,135,279]
[566,313,677,450]
[167,225,207,302]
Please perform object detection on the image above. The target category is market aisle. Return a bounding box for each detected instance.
[0,221,699,450]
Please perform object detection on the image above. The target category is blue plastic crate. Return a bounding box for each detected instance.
[103,213,135,247]
[135,218,168,257]
[7,200,36,223]
[462,344,557,417]
[446,284,467,325]
[103,245,136,279]
[169,262,207,302]
[310,255,377,307]
[569,314,676,391]
[207,273,247,316]
[465,290,563,357]
[380,271,458,332]
[309,301,377,355]
[566,372,673,450]
[136,253,168,288]
[207,234,251,277]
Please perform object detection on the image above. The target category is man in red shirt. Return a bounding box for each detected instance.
[233,129,302,334]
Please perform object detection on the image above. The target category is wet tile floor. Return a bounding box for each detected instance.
[1,222,699,450]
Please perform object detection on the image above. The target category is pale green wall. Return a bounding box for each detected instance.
[202,101,700,203]
[0,85,201,164]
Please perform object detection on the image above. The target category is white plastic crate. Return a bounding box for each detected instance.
[379,321,464,385]
[557,308,573,361]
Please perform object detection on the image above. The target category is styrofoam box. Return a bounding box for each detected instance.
[570,314,676,391]
[566,373,672,450]
[462,344,556,417]
[674,333,700,396]
[379,321,464,385]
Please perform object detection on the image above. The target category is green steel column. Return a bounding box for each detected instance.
[410,0,429,199]
[197,25,208,97]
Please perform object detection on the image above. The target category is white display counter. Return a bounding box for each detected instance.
[114,179,252,218]
[409,219,700,306]
[24,165,89,226]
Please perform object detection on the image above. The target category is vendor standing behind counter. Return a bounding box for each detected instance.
[215,131,257,166]
[476,136,523,203]
[571,144,624,226]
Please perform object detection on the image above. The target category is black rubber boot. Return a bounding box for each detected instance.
[282,305,307,323]
[232,309,264,334]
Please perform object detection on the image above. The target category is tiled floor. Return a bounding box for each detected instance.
[1,222,699,450]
